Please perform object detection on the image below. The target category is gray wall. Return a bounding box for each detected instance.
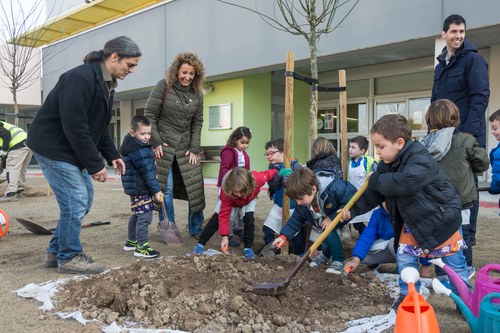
[41,0,500,96]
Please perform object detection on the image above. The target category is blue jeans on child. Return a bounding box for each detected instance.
[159,165,204,236]
[33,152,93,263]
[397,250,471,296]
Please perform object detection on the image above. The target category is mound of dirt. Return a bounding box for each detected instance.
[54,254,392,332]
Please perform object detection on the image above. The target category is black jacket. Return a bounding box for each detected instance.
[27,61,120,174]
[432,38,490,147]
[349,140,462,253]
[120,134,160,196]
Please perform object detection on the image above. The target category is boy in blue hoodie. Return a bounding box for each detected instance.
[488,109,500,212]
[344,205,395,272]
[120,115,162,259]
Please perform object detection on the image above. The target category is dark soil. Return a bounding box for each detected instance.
[53,254,391,332]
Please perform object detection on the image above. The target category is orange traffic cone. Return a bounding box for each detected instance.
[395,267,440,333]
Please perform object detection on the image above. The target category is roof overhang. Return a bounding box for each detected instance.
[12,0,166,47]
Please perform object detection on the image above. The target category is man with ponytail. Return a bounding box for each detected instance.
[28,36,141,274]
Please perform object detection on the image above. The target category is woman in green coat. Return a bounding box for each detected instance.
[145,52,206,238]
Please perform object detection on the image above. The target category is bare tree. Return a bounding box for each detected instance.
[0,0,59,126]
[217,0,359,144]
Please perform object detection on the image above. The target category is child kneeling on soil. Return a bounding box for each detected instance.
[340,114,471,310]
[120,115,162,259]
[193,167,279,258]
[344,204,396,272]
[273,167,357,274]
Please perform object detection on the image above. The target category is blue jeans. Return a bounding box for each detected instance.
[33,152,93,263]
[397,250,471,296]
[159,164,204,236]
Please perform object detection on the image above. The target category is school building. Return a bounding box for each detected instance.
[7,0,500,178]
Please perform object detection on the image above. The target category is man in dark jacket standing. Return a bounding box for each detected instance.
[431,14,490,248]
[27,36,141,274]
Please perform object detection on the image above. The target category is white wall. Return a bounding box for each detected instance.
[0,46,41,106]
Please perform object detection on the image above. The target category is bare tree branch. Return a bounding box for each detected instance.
[217,0,360,145]
[0,0,64,125]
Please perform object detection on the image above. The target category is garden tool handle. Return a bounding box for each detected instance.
[308,179,369,255]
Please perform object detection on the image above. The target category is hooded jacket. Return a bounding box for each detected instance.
[421,127,489,208]
[432,38,490,147]
[490,143,500,194]
[279,170,357,241]
[349,140,462,253]
[120,134,161,196]
[216,145,250,187]
[267,159,301,208]
[218,169,277,236]
[306,152,343,180]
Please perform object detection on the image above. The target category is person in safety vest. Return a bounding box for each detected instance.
[0,121,32,202]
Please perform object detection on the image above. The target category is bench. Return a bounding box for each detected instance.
[199,145,224,163]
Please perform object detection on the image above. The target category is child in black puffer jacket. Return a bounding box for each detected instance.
[120,115,162,259]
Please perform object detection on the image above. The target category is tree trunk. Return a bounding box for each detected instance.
[309,28,318,151]
[13,93,19,127]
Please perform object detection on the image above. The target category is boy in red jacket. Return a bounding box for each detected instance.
[193,167,278,258]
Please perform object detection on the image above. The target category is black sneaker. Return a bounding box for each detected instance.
[0,192,18,202]
[134,243,160,258]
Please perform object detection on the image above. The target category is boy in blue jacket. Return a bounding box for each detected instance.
[344,205,395,272]
[273,167,357,274]
[120,115,162,259]
[488,109,500,212]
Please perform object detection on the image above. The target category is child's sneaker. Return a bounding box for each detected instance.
[193,243,204,255]
[326,261,344,274]
[134,243,160,259]
[309,253,329,267]
[123,239,138,251]
[242,248,256,259]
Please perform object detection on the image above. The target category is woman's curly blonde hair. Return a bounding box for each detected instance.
[165,52,205,94]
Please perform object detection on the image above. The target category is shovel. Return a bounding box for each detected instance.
[260,242,277,257]
[157,201,184,244]
[242,179,368,296]
[16,218,110,235]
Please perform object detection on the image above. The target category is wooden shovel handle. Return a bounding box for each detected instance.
[308,179,369,255]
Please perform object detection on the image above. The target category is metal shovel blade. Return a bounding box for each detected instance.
[16,218,110,235]
[157,220,184,244]
[157,201,184,244]
[241,281,289,296]
[260,242,277,257]
[16,218,53,235]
